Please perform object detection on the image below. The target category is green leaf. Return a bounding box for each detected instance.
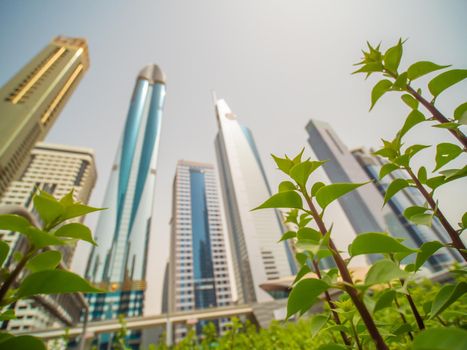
[16,269,102,298]
[399,110,426,138]
[0,214,32,234]
[405,144,430,159]
[383,39,403,74]
[365,259,408,285]
[349,232,416,256]
[0,241,9,267]
[462,212,467,229]
[286,278,329,319]
[0,309,16,321]
[434,143,463,171]
[352,62,384,75]
[0,335,46,350]
[297,227,321,242]
[439,166,467,182]
[311,182,325,197]
[253,191,303,210]
[295,252,308,266]
[23,227,64,248]
[289,161,325,188]
[278,231,296,242]
[285,209,299,225]
[293,265,311,285]
[278,181,296,192]
[272,154,294,175]
[409,213,433,227]
[310,314,329,336]
[415,241,444,271]
[26,250,61,272]
[413,328,467,350]
[59,190,75,207]
[418,166,427,184]
[426,175,446,192]
[292,148,305,164]
[379,163,399,180]
[401,94,419,109]
[59,203,104,223]
[33,193,64,227]
[430,282,467,319]
[384,178,410,204]
[315,182,367,210]
[432,122,460,130]
[407,61,450,81]
[454,102,467,124]
[428,69,467,97]
[318,345,347,350]
[392,72,408,90]
[54,223,97,245]
[370,79,392,110]
[373,290,396,313]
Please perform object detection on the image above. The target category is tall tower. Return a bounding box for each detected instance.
[169,160,233,341]
[0,36,89,196]
[85,65,166,333]
[0,142,96,332]
[352,148,460,271]
[214,98,294,304]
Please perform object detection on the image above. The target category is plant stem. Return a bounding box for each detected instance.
[350,320,363,350]
[400,279,425,330]
[406,85,467,150]
[302,190,389,350]
[0,246,35,304]
[405,167,467,261]
[311,259,351,346]
[392,291,414,340]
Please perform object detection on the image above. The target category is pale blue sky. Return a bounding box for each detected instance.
[1,0,466,314]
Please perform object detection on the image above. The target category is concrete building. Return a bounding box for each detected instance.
[84,65,166,348]
[0,142,97,332]
[169,160,233,342]
[214,98,295,304]
[0,36,89,197]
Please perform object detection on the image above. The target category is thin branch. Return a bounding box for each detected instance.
[405,167,467,261]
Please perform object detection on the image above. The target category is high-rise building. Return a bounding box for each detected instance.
[84,65,166,345]
[305,119,458,271]
[0,142,96,332]
[169,160,233,341]
[352,148,460,271]
[214,98,295,304]
[0,36,89,197]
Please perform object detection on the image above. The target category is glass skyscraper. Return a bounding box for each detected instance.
[214,98,295,304]
[85,65,166,348]
[169,160,232,342]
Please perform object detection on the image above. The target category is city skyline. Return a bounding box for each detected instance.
[1,0,466,317]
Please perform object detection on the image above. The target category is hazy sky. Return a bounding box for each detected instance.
[1,1,466,315]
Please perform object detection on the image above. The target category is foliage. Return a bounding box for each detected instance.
[0,190,103,349]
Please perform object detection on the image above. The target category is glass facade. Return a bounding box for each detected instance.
[84,65,166,349]
[170,161,232,342]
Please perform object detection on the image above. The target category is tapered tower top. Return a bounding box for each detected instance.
[138,64,166,85]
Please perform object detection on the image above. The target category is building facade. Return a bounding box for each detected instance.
[0,142,96,332]
[169,160,233,341]
[214,98,294,304]
[0,36,89,197]
[352,148,460,271]
[84,65,166,348]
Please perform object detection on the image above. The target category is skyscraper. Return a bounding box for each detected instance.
[214,98,294,304]
[85,65,166,338]
[0,142,96,332]
[0,36,89,196]
[352,148,460,271]
[169,160,233,341]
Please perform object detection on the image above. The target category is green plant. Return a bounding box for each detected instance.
[353,39,467,262]
[250,39,467,349]
[0,189,103,349]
